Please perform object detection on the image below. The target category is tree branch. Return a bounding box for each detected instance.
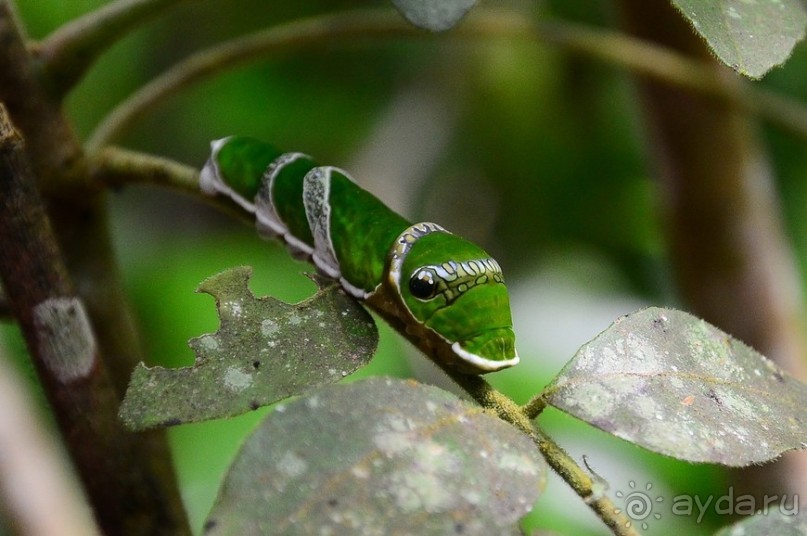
[85,8,807,150]
[0,104,189,535]
[0,3,191,532]
[35,0,191,97]
[444,371,640,536]
[89,145,254,226]
[0,0,86,194]
[0,284,10,320]
[92,145,199,193]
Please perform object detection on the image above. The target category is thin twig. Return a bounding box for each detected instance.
[92,145,199,193]
[85,8,807,150]
[443,370,641,536]
[536,21,807,136]
[85,9,420,150]
[534,428,639,536]
[36,0,191,97]
[89,145,254,226]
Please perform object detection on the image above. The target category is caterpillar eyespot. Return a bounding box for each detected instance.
[409,268,438,300]
[200,136,519,374]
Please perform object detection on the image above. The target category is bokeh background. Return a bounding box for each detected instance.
[3,0,807,534]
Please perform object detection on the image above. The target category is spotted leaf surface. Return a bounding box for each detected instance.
[544,307,807,465]
[391,0,477,31]
[204,378,546,535]
[120,266,377,430]
[670,0,807,78]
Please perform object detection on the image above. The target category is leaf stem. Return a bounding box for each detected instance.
[35,0,190,97]
[521,392,547,419]
[85,8,807,150]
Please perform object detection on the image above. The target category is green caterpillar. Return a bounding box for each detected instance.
[200,136,519,374]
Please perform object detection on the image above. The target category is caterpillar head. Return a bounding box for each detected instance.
[388,223,519,374]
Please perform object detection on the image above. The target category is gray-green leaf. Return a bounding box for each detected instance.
[204,377,546,535]
[391,0,477,31]
[544,307,807,465]
[119,266,377,430]
[714,507,806,535]
[669,0,807,78]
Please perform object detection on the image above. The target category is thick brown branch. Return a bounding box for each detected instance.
[0,105,188,535]
[0,1,85,194]
[0,3,190,532]
[0,107,77,343]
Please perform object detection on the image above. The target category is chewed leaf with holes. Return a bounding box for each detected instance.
[391,0,477,31]
[714,506,807,535]
[670,0,807,78]
[204,378,546,535]
[119,266,377,430]
[544,307,807,466]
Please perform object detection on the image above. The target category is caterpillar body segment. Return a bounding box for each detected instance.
[201,136,519,373]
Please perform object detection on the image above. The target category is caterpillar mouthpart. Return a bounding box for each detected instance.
[451,328,519,373]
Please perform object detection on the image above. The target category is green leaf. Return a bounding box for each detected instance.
[713,507,806,535]
[669,0,807,78]
[544,307,807,465]
[204,378,546,535]
[119,266,377,430]
[391,0,477,31]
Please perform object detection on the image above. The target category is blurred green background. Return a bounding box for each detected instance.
[3,0,807,534]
